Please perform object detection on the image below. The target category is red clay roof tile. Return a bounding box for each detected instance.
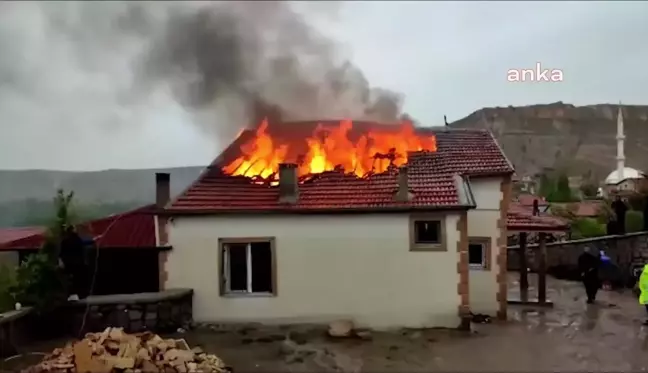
[169,122,514,213]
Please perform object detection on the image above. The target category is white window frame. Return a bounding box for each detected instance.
[221,240,274,296]
[468,242,486,269]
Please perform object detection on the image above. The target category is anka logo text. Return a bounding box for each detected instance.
[507,62,563,82]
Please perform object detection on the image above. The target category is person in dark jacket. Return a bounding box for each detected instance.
[578,247,602,304]
[607,215,618,235]
[611,196,628,234]
[59,226,89,300]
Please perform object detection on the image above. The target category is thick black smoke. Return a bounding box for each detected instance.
[1,1,414,147]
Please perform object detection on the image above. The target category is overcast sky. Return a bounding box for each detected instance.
[1,1,647,171]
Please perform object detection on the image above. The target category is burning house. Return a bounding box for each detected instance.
[156,118,517,329]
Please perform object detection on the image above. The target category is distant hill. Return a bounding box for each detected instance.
[0,167,204,204]
[0,167,204,227]
[450,102,648,181]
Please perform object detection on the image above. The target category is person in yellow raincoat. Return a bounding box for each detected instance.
[638,264,648,325]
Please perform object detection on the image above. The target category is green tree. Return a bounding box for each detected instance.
[539,173,554,198]
[546,173,577,203]
[11,189,75,312]
[580,183,598,198]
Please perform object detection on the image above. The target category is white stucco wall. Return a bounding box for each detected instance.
[467,177,503,315]
[167,213,462,329]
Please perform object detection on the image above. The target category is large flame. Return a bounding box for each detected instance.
[222,118,437,180]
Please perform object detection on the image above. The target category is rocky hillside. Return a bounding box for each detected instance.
[450,102,648,180]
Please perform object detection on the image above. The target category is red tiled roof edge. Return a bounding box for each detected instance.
[507,211,570,232]
[162,205,475,215]
[485,130,515,176]
[0,204,160,251]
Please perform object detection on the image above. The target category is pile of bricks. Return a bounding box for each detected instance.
[22,327,229,373]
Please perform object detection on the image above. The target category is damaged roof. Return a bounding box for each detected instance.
[167,121,514,214]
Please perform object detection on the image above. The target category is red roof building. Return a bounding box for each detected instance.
[0,205,159,251]
[157,120,568,329]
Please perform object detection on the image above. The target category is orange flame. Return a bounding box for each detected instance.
[223,119,437,180]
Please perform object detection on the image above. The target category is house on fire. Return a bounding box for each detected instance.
[155,120,565,329]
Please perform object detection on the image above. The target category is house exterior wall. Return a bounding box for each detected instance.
[166,213,463,329]
[466,177,507,316]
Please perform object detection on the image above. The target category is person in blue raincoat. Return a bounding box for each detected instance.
[599,250,613,290]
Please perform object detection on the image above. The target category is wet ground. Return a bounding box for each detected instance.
[6,274,648,372]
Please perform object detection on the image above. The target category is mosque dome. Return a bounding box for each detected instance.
[604,167,644,185]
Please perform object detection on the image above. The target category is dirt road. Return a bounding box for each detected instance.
[6,275,648,372]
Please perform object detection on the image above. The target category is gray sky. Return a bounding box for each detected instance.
[1,1,648,171]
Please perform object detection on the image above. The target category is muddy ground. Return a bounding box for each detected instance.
[6,274,648,372]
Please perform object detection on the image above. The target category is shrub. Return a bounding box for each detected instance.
[0,265,16,313]
[571,217,606,239]
[626,210,644,233]
[11,252,68,313]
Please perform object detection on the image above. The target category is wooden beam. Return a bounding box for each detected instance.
[519,232,529,302]
[537,232,547,305]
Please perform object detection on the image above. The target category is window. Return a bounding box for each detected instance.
[468,237,491,270]
[469,243,485,268]
[409,216,446,251]
[220,238,275,296]
[414,221,441,244]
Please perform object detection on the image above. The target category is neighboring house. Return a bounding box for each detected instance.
[156,121,562,329]
[0,205,167,295]
[0,226,44,267]
[515,194,550,213]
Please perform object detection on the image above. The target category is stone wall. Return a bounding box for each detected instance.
[0,308,32,357]
[507,232,648,276]
[67,289,194,335]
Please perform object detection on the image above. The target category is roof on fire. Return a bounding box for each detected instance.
[0,205,158,251]
[166,120,515,214]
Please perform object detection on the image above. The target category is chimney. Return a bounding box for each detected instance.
[278,163,299,204]
[155,173,171,290]
[156,173,171,208]
[395,166,414,202]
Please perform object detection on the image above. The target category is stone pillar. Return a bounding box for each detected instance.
[537,233,547,304]
[519,232,529,302]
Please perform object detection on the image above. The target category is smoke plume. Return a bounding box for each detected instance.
[0,1,413,148]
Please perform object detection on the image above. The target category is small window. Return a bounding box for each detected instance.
[221,239,274,295]
[414,221,441,244]
[467,237,491,270]
[468,243,485,268]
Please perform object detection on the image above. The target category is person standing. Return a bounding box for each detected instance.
[611,196,628,234]
[59,226,89,300]
[638,263,648,325]
[578,247,601,304]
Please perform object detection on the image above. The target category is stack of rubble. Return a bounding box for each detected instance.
[22,327,230,373]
